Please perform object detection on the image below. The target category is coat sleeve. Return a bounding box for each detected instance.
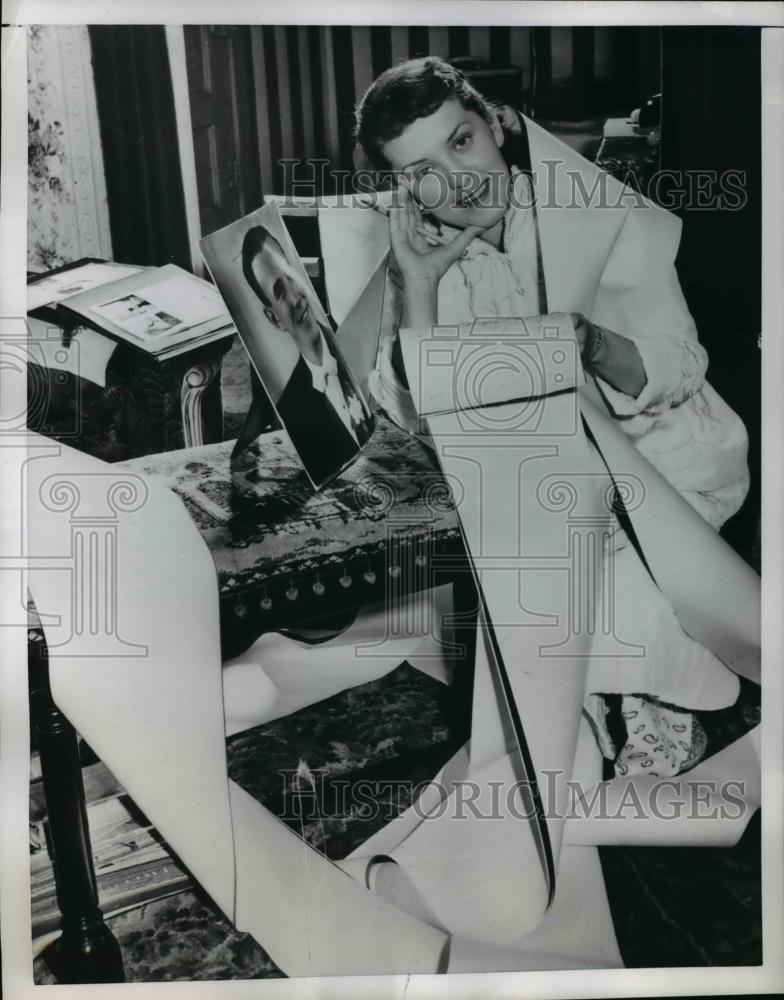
[588,201,750,529]
[588,203,708,417]
[591,269,710,419]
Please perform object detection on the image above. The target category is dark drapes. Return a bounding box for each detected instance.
[88,26,191,269]
[251,26,662,195]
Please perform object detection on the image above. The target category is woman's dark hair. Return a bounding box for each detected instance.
[241,224,285,308]
[354,56,497,170]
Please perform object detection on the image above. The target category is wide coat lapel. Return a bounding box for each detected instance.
[524,114,686,346]
[524,114,629,317]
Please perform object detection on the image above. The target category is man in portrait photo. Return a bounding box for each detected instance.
[241,224,374,486]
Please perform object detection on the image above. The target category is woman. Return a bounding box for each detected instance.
[353,56,753,777]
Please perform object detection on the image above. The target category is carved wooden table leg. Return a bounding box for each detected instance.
[30,646,125,984]
[180,355,223,448]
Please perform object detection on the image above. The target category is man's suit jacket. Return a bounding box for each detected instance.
[276,331,373,486]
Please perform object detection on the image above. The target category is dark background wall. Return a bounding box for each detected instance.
[89,25,663,251]
[249,25,661,194]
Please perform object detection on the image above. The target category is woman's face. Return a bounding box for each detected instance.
[380,98,510,233]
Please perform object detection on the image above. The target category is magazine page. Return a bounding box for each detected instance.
[90,273,226,341]
[200,202,375,489]
[27,261,144,312]
[61,264,230,351]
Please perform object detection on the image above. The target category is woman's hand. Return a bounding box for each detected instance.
[389,178,482,328]
[389,178,481,287]
[570,312,647,398]
[570,313,590,355]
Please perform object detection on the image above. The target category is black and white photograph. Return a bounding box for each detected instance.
[200,203,374,487]
[1,4,783,999]
[92,293,182,338]
[27,261,145,312]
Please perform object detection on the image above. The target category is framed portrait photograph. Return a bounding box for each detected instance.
[200,203,375,488]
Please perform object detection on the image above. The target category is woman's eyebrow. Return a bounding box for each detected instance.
[403,121,470,170]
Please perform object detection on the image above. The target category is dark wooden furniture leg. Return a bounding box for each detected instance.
[29,645,125,984]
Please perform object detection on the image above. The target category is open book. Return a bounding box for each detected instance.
[200,203,389,490]
[27,258,234,361]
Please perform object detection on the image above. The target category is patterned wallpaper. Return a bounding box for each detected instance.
[27,25,113,272]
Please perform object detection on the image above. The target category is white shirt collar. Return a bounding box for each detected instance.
[302,326,338,394]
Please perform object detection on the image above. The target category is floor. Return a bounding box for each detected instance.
[34,658,761,983]
[33,339,762,983]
